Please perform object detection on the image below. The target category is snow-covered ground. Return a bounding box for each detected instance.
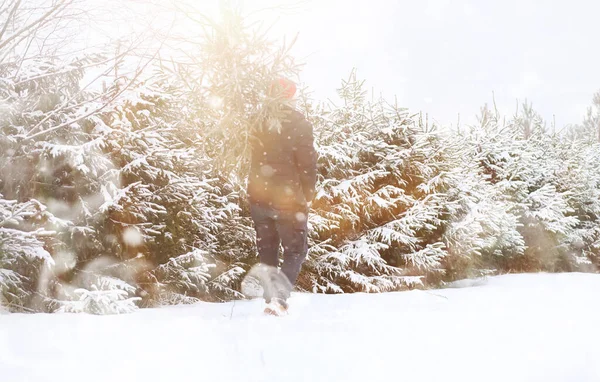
[1,273,599,382]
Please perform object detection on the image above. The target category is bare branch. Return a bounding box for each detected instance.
[22,49,133,138]
[22,21,174,142]
[0,0,22,42]
[14,48,130,85]
[0,0,72,51]
[0,1,10,17]
[0,2,77,62]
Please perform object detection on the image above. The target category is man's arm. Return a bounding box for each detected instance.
[293,117,318,204]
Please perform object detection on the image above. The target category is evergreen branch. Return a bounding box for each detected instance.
[0,200,34,228]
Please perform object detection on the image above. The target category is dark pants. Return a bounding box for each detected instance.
[250,203,309,301]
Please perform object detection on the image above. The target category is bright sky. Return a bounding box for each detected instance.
[86,0,600,129]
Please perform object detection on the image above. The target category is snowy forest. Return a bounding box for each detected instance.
[1,0,600,314]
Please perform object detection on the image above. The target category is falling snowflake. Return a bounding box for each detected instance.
[123,227,143,247]
[53,251,76,274]
[295,212,307,222]
[260,165,275,177]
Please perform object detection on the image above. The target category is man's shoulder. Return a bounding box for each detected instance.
[285,108,310,126]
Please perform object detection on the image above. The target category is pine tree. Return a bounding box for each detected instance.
[0,0,148,312]
[299,71,462,293]
[3,1,599,315]
[459,101,580,272]
[0,196,54,311]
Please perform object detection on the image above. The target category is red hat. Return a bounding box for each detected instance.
[272,77,297,99]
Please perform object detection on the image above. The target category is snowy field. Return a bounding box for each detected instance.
[1,273,599,382]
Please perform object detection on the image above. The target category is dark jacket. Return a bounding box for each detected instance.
[248,107,317,210]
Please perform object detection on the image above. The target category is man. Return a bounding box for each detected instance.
[247,78,317,316]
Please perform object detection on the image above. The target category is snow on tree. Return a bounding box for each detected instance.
[457,101,582,273]
[439,155,526,281]
[0,49,155,312]
[553,142,600,270]
[113,5,310,304]
[2,1,599,315]
[0,0,154,312]
[0,197,55,311]
[165,4,303,178]
[554,91,600,270]
[565,90,600,143]
[57,287,140,315]
[298,71,460,293]
[50,75,239,306]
